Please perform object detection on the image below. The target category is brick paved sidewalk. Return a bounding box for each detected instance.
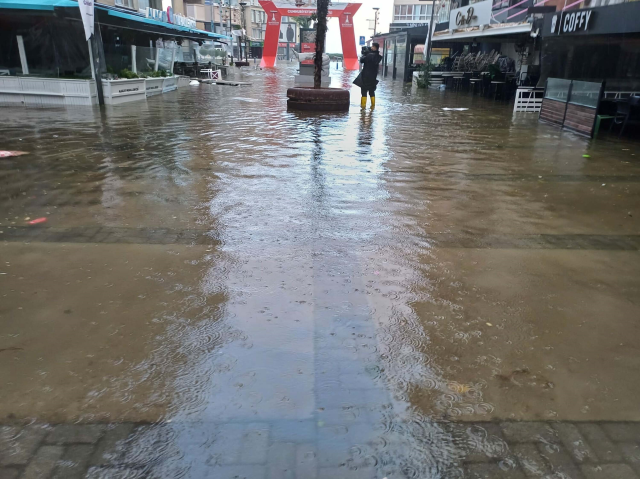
[1,420,639,478]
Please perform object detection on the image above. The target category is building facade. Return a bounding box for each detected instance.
[184,0,264,41]
[390,0,434,32]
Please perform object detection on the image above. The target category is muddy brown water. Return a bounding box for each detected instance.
[0,64,639,478]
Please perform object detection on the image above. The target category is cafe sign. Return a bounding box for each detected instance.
[144,7,197,29]
[449,0,492,30]
[550,9,595,35]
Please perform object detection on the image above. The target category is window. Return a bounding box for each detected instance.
[115,0,134,8]
[394,3,432,21]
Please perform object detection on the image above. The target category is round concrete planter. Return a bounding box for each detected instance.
[287,87,350,111]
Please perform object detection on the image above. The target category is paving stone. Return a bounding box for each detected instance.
[512,443,552,478]
[21,445,64,479]
[619,443,640,475]
[317,466,379,479]
[46,424,105,445]
[267,442,296,479]
[52,444,95,479]
[580,464,639,479]
[501,422,557,444]
[85,466,148,478]
[463,423,510,463]
[465,462,527,479]
[90,424,136,467]
[338,373,379,389]
[0,469,19,479]
[601,424,640,443]
[120,424,175,467]
[0,425,49,466]
[269,420,316,443]
[553,423,597,464]
[209,423,245,466]
[537,443,584,479]
[316,436,351,468]
[202,464,266,479]
[577,423,623,462]
[296,443,317,479]
[240,423,269,465]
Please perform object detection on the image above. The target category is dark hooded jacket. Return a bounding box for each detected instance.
[359,51,382,88]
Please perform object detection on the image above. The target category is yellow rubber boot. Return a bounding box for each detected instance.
[361,97,367,108]
[370,97,376,109]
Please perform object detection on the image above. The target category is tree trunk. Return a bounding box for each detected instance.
[314,0,328,89]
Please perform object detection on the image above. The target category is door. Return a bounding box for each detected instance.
[385,38,395,78]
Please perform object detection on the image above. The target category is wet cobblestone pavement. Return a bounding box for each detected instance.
[1,64,640,478]
[2,421,640,478]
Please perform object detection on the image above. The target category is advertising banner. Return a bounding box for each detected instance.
[78,0,94,41]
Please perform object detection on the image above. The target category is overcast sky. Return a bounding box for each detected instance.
[326,0,394,53]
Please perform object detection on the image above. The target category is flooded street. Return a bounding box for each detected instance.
[1,64,640,478]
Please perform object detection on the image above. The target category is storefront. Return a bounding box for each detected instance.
[539,2,640,94]
[0,0,230,106]
[430,0,540,84]
[373,25,430,82]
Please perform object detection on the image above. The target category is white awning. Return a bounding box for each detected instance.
[432,22,532,42]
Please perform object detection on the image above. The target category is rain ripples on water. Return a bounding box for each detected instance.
[1,63,639,478]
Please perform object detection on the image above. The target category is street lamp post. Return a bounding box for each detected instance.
[372,7,379,37]
[240,2,247,61]
[425,0,436,67]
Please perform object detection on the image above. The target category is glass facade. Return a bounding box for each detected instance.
[541,34,640,91]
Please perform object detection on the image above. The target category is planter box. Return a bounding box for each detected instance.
[144,77,164,97]
[162,76,177,93]
[0,77,97,107]
[103,78,146,105]
[0,77,24,105]
[176,75,191,88]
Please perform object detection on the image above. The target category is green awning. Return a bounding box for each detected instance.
[103,6,231,41]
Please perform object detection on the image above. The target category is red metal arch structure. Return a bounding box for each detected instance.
[258,1,362,70]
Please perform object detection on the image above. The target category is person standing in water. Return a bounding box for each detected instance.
[358,42,382,109]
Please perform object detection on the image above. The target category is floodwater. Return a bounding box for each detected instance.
[0,64,639,478]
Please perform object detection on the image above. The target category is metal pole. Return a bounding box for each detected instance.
[425,0,436,67]
[211,0,215,33]
[88,34,104,106]
[219,0,223,35]
[373,10,378,36]
[16,35,29,75]
[228,1,233,60]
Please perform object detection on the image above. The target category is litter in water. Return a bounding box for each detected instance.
[27,218,47,225]
[0,151,28,158]
[189,80,200,85]
[442,108,469,111]
[232,97,259,102]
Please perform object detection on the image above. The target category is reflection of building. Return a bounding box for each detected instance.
[390,0,434,32]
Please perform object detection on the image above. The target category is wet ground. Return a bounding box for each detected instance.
[1,63,640,478]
